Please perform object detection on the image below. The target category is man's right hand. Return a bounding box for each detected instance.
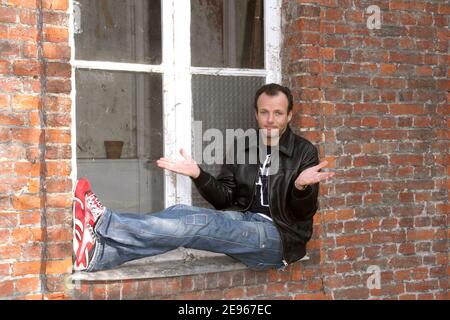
[156,148,201,179]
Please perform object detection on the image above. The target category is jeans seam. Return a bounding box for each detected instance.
[113,223,281,252]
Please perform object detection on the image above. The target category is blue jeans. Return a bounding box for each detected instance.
[87,204,285,272]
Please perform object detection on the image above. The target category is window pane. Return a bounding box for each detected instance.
[75,0,161,64]
[191,0,264,68]
[76,70,164,213]
[191,75,265,207]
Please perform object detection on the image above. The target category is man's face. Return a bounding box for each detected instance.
[255,92,292,141]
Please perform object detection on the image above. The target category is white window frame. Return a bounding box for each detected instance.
[69,0,282,207]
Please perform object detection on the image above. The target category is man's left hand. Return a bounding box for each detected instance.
[294,160,335,189]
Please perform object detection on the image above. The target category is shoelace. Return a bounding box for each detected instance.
[86,222,95,240]
[86,193,105,219]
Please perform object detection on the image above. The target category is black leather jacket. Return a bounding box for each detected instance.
[192,126,320,265]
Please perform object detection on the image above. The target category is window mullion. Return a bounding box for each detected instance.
[162,0,177,208]
[173,0,192,205]
[264,0,282,84]
[72,60,164,73]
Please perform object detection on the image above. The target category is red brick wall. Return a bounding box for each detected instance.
[283,0,448,299]
[0,0,448,300]
[0,0,72,300]
[69,265,329,300]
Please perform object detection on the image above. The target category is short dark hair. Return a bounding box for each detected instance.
[254,83,293,113]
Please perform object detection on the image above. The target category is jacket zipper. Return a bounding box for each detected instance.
[267,172,289,268]
[243,165,259,212]
[243,154,289,268]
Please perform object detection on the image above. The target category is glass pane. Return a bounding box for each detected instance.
[191,75,265,208]
[191,0,264,68]
[76,70,164,213]
[75,0,161,64]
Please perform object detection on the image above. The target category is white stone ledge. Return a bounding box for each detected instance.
[71,248,247,282]
[70,248,310,282]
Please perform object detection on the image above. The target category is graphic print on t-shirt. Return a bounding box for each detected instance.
[256,154,271,207]
[249,146,272,217]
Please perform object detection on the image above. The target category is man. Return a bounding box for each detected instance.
[73,83,335,272]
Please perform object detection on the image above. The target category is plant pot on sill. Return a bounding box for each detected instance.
[104,141,124,159]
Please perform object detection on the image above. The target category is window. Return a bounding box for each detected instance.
[71,0,281,213]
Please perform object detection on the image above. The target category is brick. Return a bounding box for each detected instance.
[337,76,370,88]
[0,281,14,298]
[0,113,28,128]
[46,62,71,77]
[46,258,72,275]
[42,43,70,60]
[12,226,43,244]
[0,94,9,108]
[390,154,423,166]
[13,60,42,76]
[12,261,41,276]
[42,0,69,11]
[0,263,11,277]
[46,114,71,127]
[22,43,37,58]
[46,194,71,209]
[0,7,17,23]
[44,27,69,43]
[388,256,422,269]
[354,155,388,166]
[372,78,405,89]
[0,59,11,74]
[266,282,286,296]
[0,78,23,93]
[0,212,17,228]
[8,26,39,42]
[0,229,11,243]
[224,287,245,300]
[46,161,71,176]
[336,233,371,246]
[43,78,71,94]
[43,96,71,112]
[0,196,12,211]
[0,245,21,259]
[324,8,343,21]
[47,226,71,242]
[407,230,442,241]
[44,129,69,144]
[12,95,40,111]
[12,128,42,144]
[294,292,329,300]
[297,5,320,18]
[372,231,406,244]
[19,211,41,225]
[295,18,320,32]
[390,103,427,116]
[15,277,41,294]
[6,0,38,9]
[12,194,40,211]
[42,11,69,26]
[18,9,37,25]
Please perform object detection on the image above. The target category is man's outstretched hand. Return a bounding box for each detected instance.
[294,160,335,189]
[156,148,201,179]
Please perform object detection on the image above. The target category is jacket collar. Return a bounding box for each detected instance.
[277,125,295,157]
[244,125,295,158]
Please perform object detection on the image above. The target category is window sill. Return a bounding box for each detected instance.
[71,248,246,281]
[70,248,310,282]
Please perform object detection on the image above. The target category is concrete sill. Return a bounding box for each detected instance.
[71,248,246,282]
[71,248,310,282]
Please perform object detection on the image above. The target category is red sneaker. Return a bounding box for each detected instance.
[72,178,105,271]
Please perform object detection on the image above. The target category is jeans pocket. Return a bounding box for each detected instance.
[265,225,280,241]
[183,214,208,226]
[259,224,282,252]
